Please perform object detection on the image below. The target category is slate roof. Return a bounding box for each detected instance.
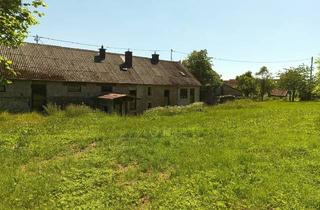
[0,43,201,87]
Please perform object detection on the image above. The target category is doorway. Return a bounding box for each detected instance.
[164,90,170,106]
[31,84,47,111]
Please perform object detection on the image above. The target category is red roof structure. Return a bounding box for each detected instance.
[270,89,288,97]
[224,79,238,89]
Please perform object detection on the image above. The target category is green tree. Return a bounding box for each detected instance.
[256,66,274,101]
[182,50,222,89]
[0,0,46,85]
[278,65,311,102]
[312,58,320,96]
[236,71,258,98]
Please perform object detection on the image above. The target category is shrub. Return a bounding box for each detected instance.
[144,102,205,117]
[0,112,10,121]
[43,103,62,116]
[64,104,97,117]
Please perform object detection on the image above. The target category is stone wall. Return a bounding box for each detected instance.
[0,81,31,112]
[0,80,200,113]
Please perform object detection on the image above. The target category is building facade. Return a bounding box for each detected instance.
[0,43,201,114]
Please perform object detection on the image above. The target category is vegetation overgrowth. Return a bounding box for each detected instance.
[1,100,320,209]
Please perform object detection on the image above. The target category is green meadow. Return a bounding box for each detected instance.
[1,100,320,209]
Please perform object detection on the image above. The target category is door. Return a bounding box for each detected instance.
[164,90,170,106]
[31,84,47,111]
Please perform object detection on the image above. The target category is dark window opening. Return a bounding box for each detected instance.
[129,90,137,110]
[164,90,169,97]
[67,84,81,93]
[101,85,113,93]
[148,87,152,96]
[0,85,6,92]
[180,88,188,99]
[190,88,195,103]
[148,103,152,109]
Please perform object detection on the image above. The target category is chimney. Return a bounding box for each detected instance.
[99,45,106,60]
[94,45,106,62]
[151,53,159,65]
[125,51,133,68]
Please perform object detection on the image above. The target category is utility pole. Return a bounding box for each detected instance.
[34,35,40,44]
[310,56,314,81]
[170,49,173,61]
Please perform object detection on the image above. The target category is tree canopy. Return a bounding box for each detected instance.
[256,66,274,101]
[236,71,258,98]
[182,50,222,89]
[0,0,46,85]
[278,65,311,102]
[313,58,320,96]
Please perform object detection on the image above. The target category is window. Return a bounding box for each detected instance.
[164,90,170,97]
[148,103,152,109]
[101,85,113,93]
[180,88,188,99]
[129,90,137,110]
[147,87,152,96]
[190,88,195,103]
[0,85,6,92]
[67,84,81,92]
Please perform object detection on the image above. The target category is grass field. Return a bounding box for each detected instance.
[1,100,320,209]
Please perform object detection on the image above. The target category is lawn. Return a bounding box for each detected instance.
[1,101,320,209]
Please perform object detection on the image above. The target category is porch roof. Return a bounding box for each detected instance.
[98,93,135,101]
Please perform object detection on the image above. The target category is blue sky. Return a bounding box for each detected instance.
[26,0,320,79]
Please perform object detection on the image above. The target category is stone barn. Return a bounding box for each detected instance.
[0,43,201,115]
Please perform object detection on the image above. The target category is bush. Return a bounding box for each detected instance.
[144,102,205,117]
[64,104,97,117]
[0,112,10,121]
[43,103,62,116]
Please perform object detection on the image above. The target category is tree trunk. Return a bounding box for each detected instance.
[292,91,296,102]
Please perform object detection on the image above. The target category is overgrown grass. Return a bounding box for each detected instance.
[1,101,320,209]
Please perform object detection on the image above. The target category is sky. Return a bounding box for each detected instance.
[26,0,320,79]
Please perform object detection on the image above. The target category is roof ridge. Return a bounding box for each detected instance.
[23,42,181,63]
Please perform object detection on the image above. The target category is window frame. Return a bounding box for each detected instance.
[129,90,137,110]
[180,88,188,99]
[147,87,152,96]
[190,88,195,103]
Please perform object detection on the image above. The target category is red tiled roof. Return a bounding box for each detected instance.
[270,89,288,97]
[224,79,238,89]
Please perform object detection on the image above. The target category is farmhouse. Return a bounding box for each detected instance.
[0,43,201,114]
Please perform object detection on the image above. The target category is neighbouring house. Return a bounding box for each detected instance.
[0,43,201,115]
[270,89,288,98]
[215,80,242,97]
